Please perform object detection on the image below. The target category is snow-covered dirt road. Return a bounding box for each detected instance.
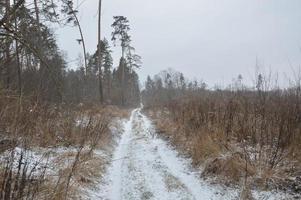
[91,108,239,200]
[86,107,292,200]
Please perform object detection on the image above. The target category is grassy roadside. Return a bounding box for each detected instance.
[0,95,129,199]
[145,106,301,199]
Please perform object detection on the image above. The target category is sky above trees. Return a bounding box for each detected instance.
[56,0,301,87]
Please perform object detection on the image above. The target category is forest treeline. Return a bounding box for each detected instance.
[142,68,301,193]
[0,1,140,199]
[0,0,141,106]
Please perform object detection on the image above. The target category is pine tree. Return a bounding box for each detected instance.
[101,38,113,102]
[111,16,131,106]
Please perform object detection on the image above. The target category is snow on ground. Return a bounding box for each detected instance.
[87,108,233,200]
[1,109,292,199]
[86,107,294,200]
[0,116,125,179]
[0,146,81,176]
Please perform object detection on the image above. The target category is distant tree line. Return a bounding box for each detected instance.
[142,68,207,107]
[142,68,301,178]
[0,0,141,107]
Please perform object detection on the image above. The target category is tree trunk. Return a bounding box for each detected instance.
[14,0,22,99]
[33,0,40,25]
[108,72,111,101]
[121,47,125,106]
[34,0,45,102]
[5,0,10,90]
[65,3,87,74]
[98,0,104,103]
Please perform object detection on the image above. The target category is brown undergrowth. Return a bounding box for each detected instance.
[0,93,128,199]
[146,101,301,196]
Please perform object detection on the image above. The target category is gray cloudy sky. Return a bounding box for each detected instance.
[56,0,301,87]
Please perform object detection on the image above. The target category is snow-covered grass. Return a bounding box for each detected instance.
[0,99,129,199]
[95,108,232,199]
[0,117,124,200]
[148,108,301,199]
[0,146,78,176]
[85,107,297,200]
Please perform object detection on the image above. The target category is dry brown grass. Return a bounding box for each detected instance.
[150,111,242,184]
[52,151,104,199]
[146,102,301,192]
[149,109,223,165]
[0,93,129,199]
[202,152,255,184]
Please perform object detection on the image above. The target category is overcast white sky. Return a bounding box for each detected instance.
[55,0,301,87]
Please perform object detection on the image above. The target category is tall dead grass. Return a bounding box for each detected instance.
[145,82,301,192]
[0,92,126,199]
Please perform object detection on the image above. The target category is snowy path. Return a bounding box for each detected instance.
[92,107,237,200]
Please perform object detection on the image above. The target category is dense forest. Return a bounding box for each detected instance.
[0,0,140,106]
[0,1,140,199]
